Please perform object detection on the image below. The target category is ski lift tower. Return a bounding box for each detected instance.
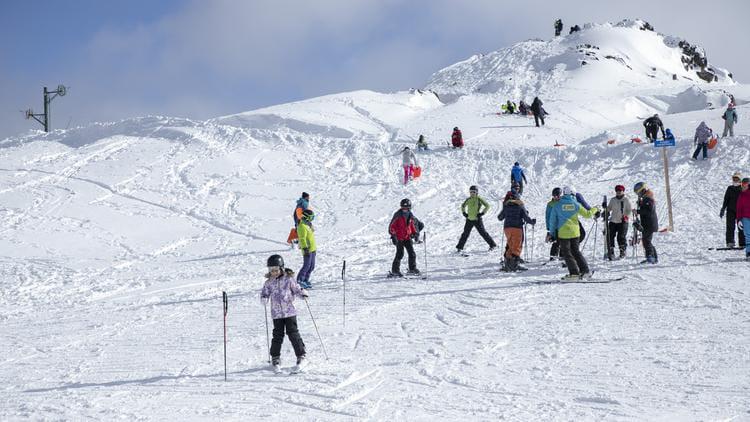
[25,85,67,132]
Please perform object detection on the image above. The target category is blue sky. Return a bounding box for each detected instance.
[1,0,747,139]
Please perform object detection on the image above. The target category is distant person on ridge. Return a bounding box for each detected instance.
[497,191,536,271]
[722,103,738,138]
[691,121,713,161]
[633,182,659,264]
[416,134,429,151]
[518,100,529,116]
[720,172,745,248]
[401,146,418,185]
[663,128,675,143]
[510,162,528,195]
[643,114,665,143]
[569,25,581,34]
[388,198,421,277]
[451,127,464,149]
[554,19,563,37]
[456,185,497,254]
[735,178,750,260]
[531,97,545,127]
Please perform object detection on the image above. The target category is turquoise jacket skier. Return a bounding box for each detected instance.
[549,194,599,239]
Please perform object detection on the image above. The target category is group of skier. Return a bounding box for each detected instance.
[721,172,750,257]
[499,97,547,127]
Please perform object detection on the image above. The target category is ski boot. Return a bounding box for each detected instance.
[271,356,281,374]
[291,355,307,373]
[387,271,404,278]
[562,273,582,281]
[514,256,528,271]
[619,249,626,259]
[406,268,421,276]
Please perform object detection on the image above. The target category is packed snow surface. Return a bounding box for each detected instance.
[1,22,748,421]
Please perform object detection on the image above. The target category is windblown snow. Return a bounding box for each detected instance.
[1,20,748,421]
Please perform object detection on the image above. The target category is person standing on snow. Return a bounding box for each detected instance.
[296,209,317,289]
[416,134,429,151]
[518,100,529,116]
[287,192,311,246]
[735,178,750,260]
[456,185,497,253]
[401,146,418,185]
[510,162,528,195]
[722,103,738,138]
[531,97,545,127]
[497,191,536,271]
[692,121,713,161]
[606,185,633,260]
[261,254,308,373]
[549,186,600,279]
[388,198,421,277]
[554,19,563,37]
[633,182,659,264]
[545,187,562,261]
[643,114,665,142]
[451,127,464,149]
[721,172,746,248]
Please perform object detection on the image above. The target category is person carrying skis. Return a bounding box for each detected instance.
[606,185,633,260]
[633,182,659,264]
[401,146,418,184]
[545,187,562,261]
[416,134,429,151]
[643,114,665,143]
[510,162,528,195]
[388,198,421,277]
[497,191,536,271]
[735,177,750,260]
[549,186,600,279]
[554,19,563,37]
[720,172,746,248]
[722,103,738,138]
[691,121,713,161]
[456,185,497,253]
[531,97,545,127]
[261,254,308,373]
[296,209,316,289]
[451,127,464,149]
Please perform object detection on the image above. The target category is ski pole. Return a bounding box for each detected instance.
[531,223,536,262]
[581,219,596,250]
[263,301,271,364]
[591,218,599,261]
[342,260,346,328]
[423,231,428,271]
[304,297,328,360]
[223,291,228,381]
[523,224,528,262]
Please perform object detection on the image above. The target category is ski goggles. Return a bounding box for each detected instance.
[267,266,282,273]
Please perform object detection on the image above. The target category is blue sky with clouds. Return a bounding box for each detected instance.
[1,0,747,139]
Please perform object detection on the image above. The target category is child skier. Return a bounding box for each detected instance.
[261,254,308,373]
[401,146,418,184]
[388,198,421,277]
[497,191,536,271]
[296,209,316,289]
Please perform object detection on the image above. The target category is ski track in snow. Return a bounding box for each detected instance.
[2,27,750,420]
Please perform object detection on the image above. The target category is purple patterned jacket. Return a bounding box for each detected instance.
[261,273,305,319]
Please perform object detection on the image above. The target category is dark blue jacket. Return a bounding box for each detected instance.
[497,199,534,228]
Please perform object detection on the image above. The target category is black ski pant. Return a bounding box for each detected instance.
[692,143,707,159]
[726,212,745,246]
[641,230,657,261]
[456,218,497,250]
[559,237,589,275]
[533,112,545,127]
[270,316,306,359]
[392,239,417,273]
[549,240,560,259]
[607,222,628,255]
[645,126,659,142]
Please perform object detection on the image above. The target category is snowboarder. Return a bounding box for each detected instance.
[510,162,528,195]
[497,191,536,271]
[451,127,464,149]
[531,97,545,127]
[643,114,665,143]
[545,187,562,261]
[388,198,421,277]
[720,172,746,248]
[554,19,563,37]
[416,134,429,151]
[260,254,308,373]
[549,186,600,279]
[736,178,750,260]
[633,182,659,264]
[401,146,418,185]
[722,103,738,138]
[456,185,497,253]
[296,209,316,289]
[606,185,633,259]
[691,121,713,160]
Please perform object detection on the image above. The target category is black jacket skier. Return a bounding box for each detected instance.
[643,114,665,142]
[721,173,746,247]
[554,19,563,37]
[634,183,658,263]
[531,97,545,127]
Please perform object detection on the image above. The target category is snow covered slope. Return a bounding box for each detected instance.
[1,21,749,421]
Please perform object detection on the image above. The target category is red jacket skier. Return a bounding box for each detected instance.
[451,127,464,148]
